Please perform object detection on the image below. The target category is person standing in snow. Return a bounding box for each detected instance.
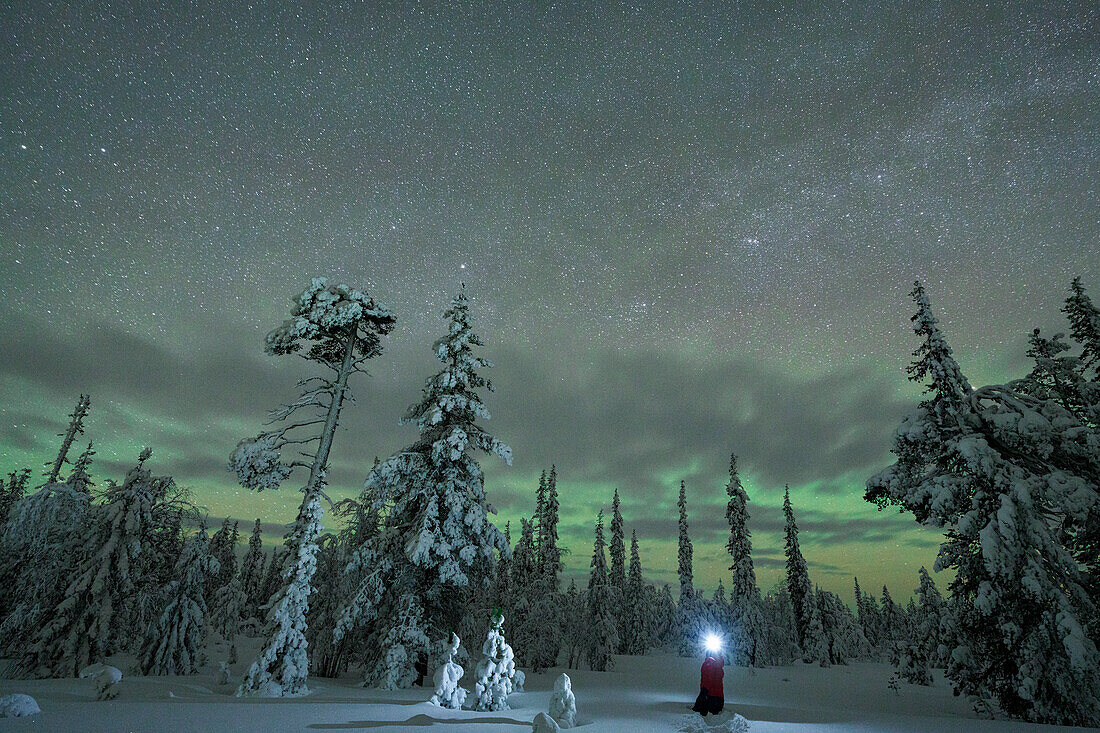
[692,651,724,716]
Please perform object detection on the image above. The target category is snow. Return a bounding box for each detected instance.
[0,651,1090,732]
[78,663,123,700]
[0,693,40,718]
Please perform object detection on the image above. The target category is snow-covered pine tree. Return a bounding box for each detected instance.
[725,453,766,667]
[43,394,90,485]
[817,588,868,664]
[585,510,619,671]
[333,288,510,686]
[140,530,219,675]
[474,609,516,711]
[866,281,1100,725]
[22,449,159,677]
[623,530,650,655]
[676,480,696,657]
[608,489,627,652]
[783,486,813,651]
[231,278,395,698]
[240,519,266,620]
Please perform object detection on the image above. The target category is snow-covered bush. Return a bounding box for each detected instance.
[513,668,526,693]
[549,672,576,728]
[79,663,122,700]
[474,611,516,711]
[0,693,40,718]
[532,712,561,733]
[429,632,467,709]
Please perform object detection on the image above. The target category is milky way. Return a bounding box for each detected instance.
[2,2,1097,598]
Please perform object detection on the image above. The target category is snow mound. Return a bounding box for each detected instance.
[532,711,561,732]
[79,663,123,700]
[0,693,40,718]
[680,711,750,733]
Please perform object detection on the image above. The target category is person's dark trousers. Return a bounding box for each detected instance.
[692,687,725,716]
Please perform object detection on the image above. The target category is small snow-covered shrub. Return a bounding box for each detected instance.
[549,672,576,729]
[0,693,40,718]
[679,711,751,733]
[513,668,526,692]
[532,712,561,733]
[429,633,468,709]
[79,663,123,700]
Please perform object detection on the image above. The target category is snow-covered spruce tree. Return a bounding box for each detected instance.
[650,584,678,648]
[866,281,1100,725]
[43,394,90,485]
[817,588,868,664]
[0,468,32,526]
[140,530,220,675]
[675,480,696,656]
[232,278,395,698]
[211,575,248,645]
[879,585,905,652]
[1065,276,1100,374]
[374,593,431,690]
[585,510,619,671]
[783,486,813,651]
[508,518,538,668]
[529,466,564,671]
[67,443,95,495]
[207,517,237,597]
[913,567,948,667]
[608,489,627,651]
[803,589,829,666]
[623,530,650,655]
[758,582,800,666]
[239,519,266,620]
[332,288,511,687]
[474,610,516,711]
[725,453,766,667]
[0,475,89,658]
[561,579,588,669]
[429,632,468,709]
[22,449,159,677]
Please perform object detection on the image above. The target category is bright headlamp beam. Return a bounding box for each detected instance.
[704,634,722,653]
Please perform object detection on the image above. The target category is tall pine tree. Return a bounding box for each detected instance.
[783,486,813,651]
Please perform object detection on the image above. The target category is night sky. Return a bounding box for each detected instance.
[2,2,1097,600]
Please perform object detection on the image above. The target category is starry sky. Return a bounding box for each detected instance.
[1,2,1097,601]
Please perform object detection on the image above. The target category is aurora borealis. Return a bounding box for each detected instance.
[1,2,1097,601]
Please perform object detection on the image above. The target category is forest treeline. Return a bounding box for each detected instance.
[0,276,1097,726]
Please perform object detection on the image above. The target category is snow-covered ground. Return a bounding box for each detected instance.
[1,652,1095,732]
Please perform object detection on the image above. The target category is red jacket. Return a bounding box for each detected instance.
[700,655,724,697]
